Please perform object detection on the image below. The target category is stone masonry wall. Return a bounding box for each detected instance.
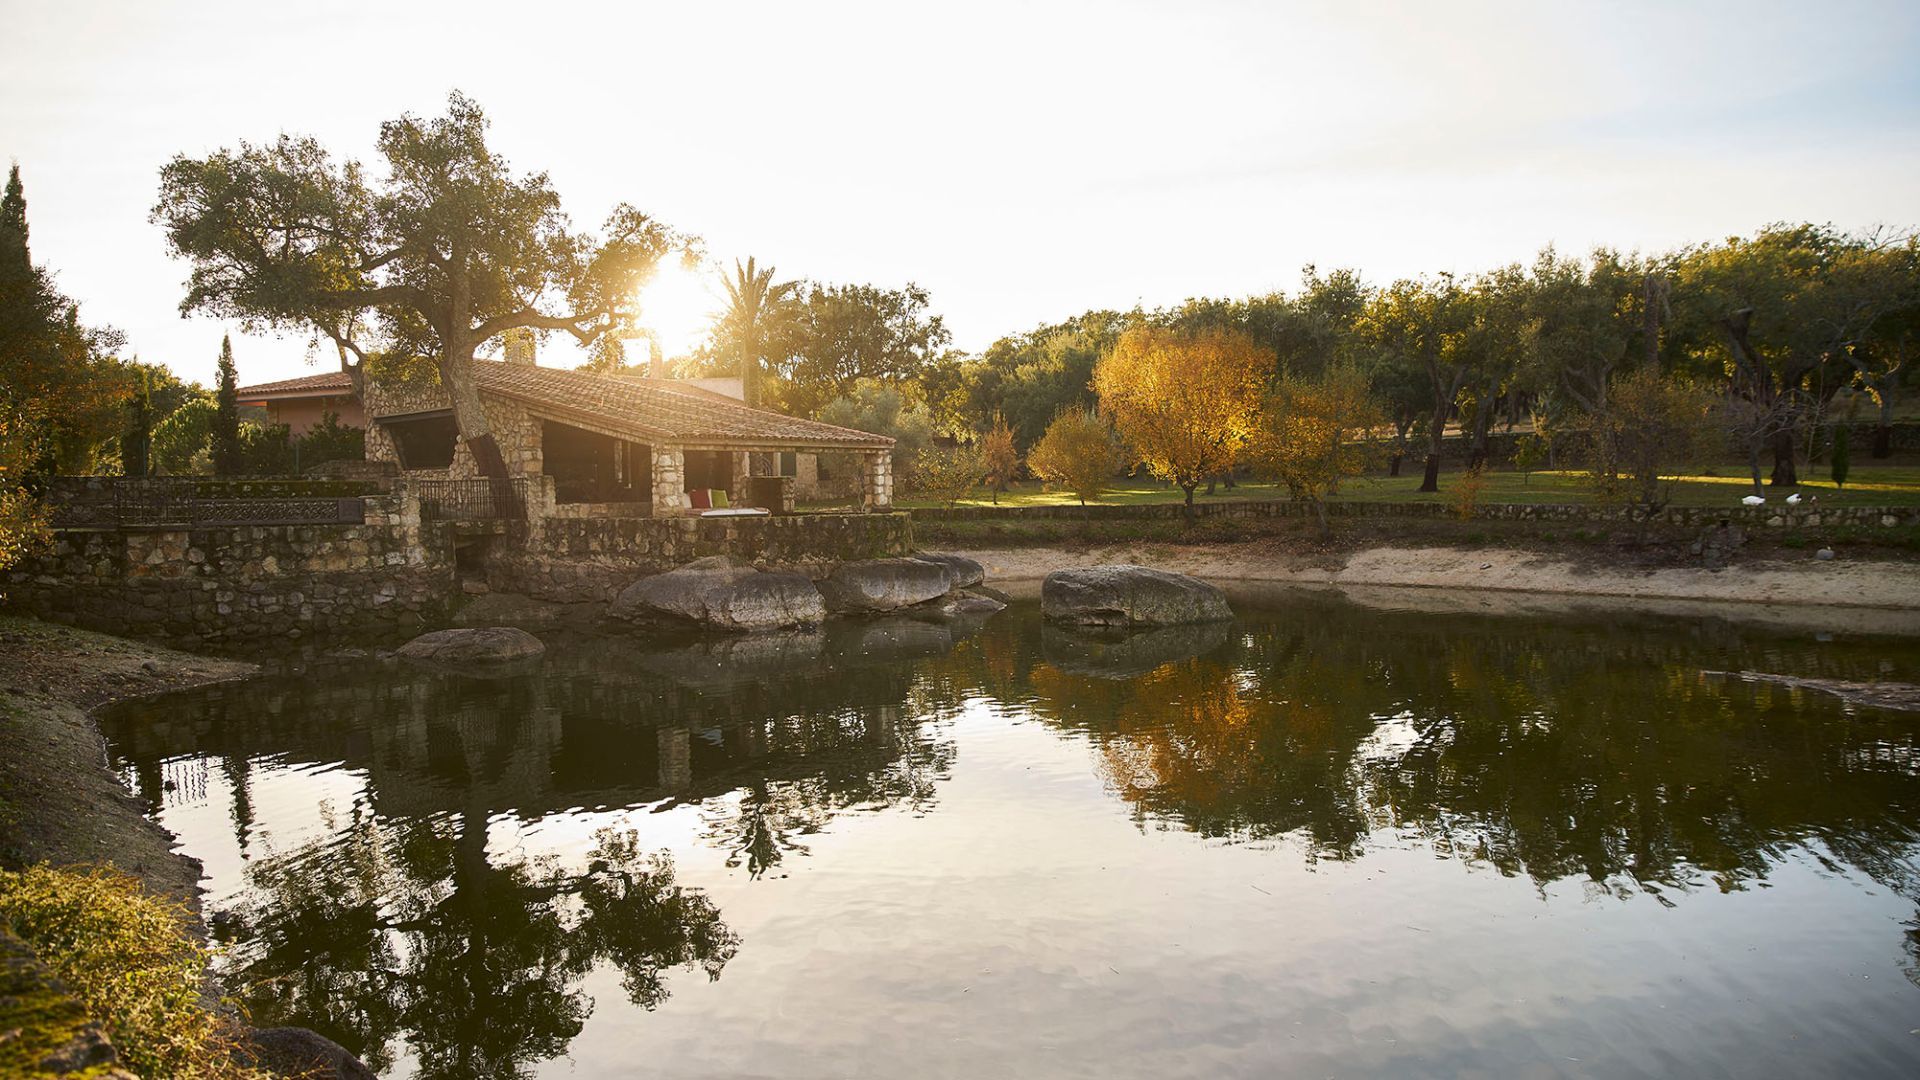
[913,499,1920,530]
[1,494,455,644]
[488,512,915,602]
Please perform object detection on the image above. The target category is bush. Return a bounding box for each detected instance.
[1449,464,1487,520]
[152,392,217,475]
[1831,426,1851,490]
[911,444,984,508]
[1027,406,1128,506]
[297,411,365,470]
[0,865,269,1078]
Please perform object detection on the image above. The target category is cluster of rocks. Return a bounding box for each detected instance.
[607,553,1004,632]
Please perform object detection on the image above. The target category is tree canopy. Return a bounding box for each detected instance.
[154,92,694,476]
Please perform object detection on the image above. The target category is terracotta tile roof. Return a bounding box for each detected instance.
[472,361,893,450]
[235,370,354,398]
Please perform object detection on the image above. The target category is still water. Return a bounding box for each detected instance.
[101,589,1920,1079]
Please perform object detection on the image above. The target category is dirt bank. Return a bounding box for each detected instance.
[958,543,1920,634]
[0,616,256,916]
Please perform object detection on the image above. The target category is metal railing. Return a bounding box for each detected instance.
[414,477,530,522]
[48,478,366,529]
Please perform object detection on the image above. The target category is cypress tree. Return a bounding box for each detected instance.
[212,335,241,475]
[1,164,29,281]
[1830,426,1850,491]
[123,370,152,476]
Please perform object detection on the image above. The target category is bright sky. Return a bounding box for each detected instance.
[4,0,1917,387]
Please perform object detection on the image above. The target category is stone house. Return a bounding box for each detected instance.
[359,354,895,513]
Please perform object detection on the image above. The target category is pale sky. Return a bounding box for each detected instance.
[3,0,1917,387]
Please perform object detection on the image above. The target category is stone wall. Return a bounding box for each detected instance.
[364,380,544,479]
[914,499,1920,531]
[2,493,455,643]
[489,512,915,602]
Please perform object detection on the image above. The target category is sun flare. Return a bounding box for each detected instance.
[635,261,718,361]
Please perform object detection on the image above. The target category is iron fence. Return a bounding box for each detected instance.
[414,477,530,521]
[48,478,366,529]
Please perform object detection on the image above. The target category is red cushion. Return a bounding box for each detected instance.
[688,489,711,509]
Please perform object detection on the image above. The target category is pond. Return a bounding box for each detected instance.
[100,589,1920,1079]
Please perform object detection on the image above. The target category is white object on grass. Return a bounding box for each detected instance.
[1741,495,1766,506]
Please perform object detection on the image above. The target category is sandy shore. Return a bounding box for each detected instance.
[958,543,1920,635]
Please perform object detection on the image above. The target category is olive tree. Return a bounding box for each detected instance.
[154,92,690,478]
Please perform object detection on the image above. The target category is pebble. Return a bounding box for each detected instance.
[1816,547,1836,561]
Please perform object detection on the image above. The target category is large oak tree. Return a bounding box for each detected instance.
[154,93,690,477]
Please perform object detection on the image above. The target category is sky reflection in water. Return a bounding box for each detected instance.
[101,591,1920,1079]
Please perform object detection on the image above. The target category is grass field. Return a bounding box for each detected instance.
[894,463,1920,511]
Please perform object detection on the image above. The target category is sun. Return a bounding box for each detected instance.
[635,260,717,361]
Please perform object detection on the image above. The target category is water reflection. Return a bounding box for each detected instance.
[222,816,733,1078]
[100,592,1920,1077]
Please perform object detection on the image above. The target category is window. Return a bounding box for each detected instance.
[380,413,458,470]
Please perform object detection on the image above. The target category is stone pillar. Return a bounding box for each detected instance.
[652,444,689,514]
[860,449,894,510]
[730,450,751,507]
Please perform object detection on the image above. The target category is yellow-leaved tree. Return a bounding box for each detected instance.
[1250,364,1383,533]
[1092,325,1268,516]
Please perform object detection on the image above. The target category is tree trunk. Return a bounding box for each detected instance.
[1313,497,1330,536]
[1768,428,1798,487]
[1420,398,1449,493]
[1388,452,1403,477]
[438,349,508,479]
[1874,396,1894,458]
[1748,442,1765,498]
[1182,483,1197,518]
[1468,395,1494,470]
[1419,454,1441,493]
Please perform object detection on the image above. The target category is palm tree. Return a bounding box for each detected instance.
[717,257,797,408]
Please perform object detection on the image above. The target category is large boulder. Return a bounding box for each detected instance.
[395,626,545,667]
[238,1026,376,1080]
[1041,564,1232,627]
[610,556,825,632]
[818,557,954,614]
[909,552,985,589]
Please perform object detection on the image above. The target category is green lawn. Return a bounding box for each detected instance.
[896,463,1920,511]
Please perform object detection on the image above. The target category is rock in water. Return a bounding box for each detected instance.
[818,557,954,613]
[1041,564,1232,627]
[909,552,986,589]
[238,1026,376,1079]
[610,556,825,632]
[395,626,545,666]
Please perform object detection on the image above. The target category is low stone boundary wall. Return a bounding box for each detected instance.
[489,512,914,602]
[913,499,1920,530]
[3,494,453,643]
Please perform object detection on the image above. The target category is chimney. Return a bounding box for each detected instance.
[504,328,536,367]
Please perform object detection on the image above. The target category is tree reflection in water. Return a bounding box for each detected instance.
[99,592,1920,1074]
[219,809,735,1078]
[1008,594,1920,983]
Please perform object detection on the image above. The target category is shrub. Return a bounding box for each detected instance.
[1449,464,1487,521]
[0,865,271,1078]
[1028,406,1128,506]
[152,392,216,475]
[911,444,984,508]
[1831,426,1851,490]
[297,411,366,470]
